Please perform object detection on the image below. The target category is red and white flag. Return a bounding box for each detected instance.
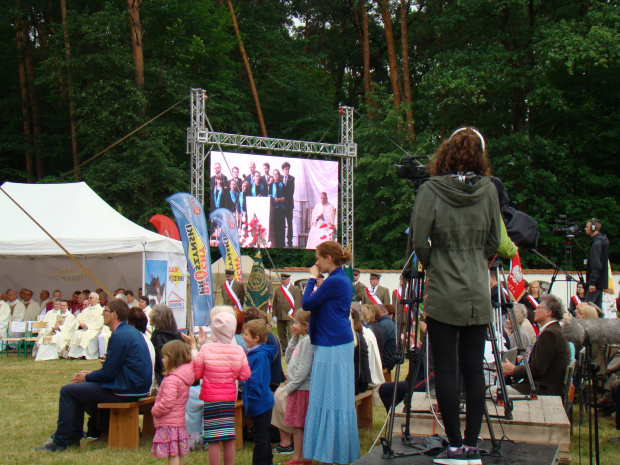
[507,252,526,302]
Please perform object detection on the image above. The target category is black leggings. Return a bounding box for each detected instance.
[427,317,487,448]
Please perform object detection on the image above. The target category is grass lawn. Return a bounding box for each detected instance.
[0,355,618,464]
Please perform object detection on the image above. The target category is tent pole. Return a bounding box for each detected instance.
[0,186,112,295]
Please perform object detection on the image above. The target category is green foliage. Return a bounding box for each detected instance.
[0,0,618,270]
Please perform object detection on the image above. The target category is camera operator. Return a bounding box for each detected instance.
[412,127,501,465]
[584,218,609,312]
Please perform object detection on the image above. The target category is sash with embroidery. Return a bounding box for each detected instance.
[225,280,243,310]
[571,295,581,308]
[280,285,296,317]
[526,295,539,309]
[365,287,382,305]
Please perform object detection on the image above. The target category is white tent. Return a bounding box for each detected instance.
[0,182,187,328]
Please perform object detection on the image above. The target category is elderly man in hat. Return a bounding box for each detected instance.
[271,273,302,352]
[221,269,245,311]
[361,273,390,306]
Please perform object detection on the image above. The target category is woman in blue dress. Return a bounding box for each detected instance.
[302,240,360,464]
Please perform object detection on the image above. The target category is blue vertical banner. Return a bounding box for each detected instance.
[167,193,214,325]
[210,208,243,281]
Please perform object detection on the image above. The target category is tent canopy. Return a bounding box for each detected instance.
[0,182,183,257]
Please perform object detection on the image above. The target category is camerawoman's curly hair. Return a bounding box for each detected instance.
[429,128,490,177]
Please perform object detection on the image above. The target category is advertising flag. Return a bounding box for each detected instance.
[210,208,243,281]
[245,251,270,310]
[149,214,181,240]
[507,252,526,302]
[167,193,214,325]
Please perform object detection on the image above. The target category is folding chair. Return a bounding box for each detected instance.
[20,321,48,357]
[0,321,27,357]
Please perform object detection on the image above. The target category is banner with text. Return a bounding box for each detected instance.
[210,208,243,281]
[167,193,214,326]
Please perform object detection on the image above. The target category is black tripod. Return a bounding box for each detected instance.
[379,228,507,459]
[576,342,602,465]
[380,252,429,458]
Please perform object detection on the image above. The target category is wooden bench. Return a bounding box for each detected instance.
[98,395,156,449]
[233,392,373,451]
[234,399,247,450]
[355,390,374,429]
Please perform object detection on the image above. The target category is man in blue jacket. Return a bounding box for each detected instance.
[35,298,152,452]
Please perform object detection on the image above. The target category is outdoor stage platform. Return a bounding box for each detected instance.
[389,392,570,464]
[354,437,560,464]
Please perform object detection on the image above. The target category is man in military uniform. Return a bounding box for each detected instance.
[353,268,366,302]
[221,269,245,311]
[361,272,390,305]
[392,275,408,329]
[271,273,302,352]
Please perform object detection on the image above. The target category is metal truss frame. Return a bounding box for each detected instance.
[187,88,357,253]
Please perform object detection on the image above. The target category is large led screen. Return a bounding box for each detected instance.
[209,151,339,249]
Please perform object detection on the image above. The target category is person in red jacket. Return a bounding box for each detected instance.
[194,312,250,465]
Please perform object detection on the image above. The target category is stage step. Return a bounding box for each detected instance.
[354,437,560,464]
[392,393,569,464]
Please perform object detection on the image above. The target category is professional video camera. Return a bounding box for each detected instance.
[395,155,429,188]
[549,214,582,237]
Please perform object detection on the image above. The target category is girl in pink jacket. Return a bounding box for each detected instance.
[151,340,195,465]
[194,312,251,465]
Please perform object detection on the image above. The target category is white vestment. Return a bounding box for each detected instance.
[70,304,104,350]
[24,301,41,322]
[42,309,59,324]
[306,201,337,249]
[8,300,27,337]
[36,311,76,360]
[0,300,11,340]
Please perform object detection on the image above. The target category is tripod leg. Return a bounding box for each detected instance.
[483,401,502,456]
[403,335,427,440]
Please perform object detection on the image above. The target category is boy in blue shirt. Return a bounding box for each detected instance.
[243,319,277,465]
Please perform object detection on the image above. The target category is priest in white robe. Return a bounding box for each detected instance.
[306,192,337,249]
[42,299,61,323]
[0,294,11,346]
[35,300,76,361]
[23,290,41,322]
[7,289,27,337]
[68,292,104,359]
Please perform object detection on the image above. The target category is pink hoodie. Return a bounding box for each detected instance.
[194,312,251,402]
[151,362,195,428]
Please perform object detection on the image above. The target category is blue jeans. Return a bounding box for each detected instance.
[53,382,139,446]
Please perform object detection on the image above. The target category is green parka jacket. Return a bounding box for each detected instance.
[412,174,502,326]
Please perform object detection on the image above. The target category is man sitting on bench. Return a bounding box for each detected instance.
[34,298,153,452]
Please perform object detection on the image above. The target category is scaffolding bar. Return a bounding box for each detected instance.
[188,89,356,254]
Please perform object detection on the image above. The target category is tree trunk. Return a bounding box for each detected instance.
[378,0,401,107]
[400,0,414,137]
[352,1,374,115]
[15,14,33,182]
[226,0,268,137]
[21,11,44,180]
[127,0,145,92]
[61,0,80,180]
